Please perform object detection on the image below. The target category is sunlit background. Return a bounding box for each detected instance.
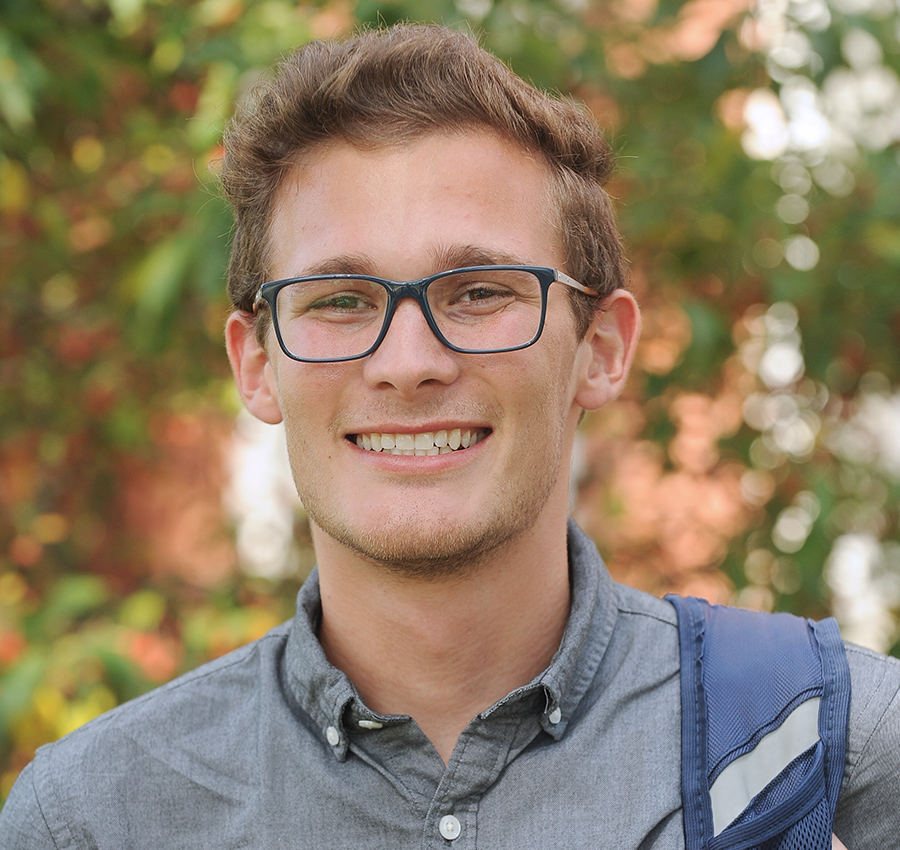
[2,0,899,801]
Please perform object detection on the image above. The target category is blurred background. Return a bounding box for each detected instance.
[2,0,899,801]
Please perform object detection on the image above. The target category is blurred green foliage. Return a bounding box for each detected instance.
[2,0,899,803]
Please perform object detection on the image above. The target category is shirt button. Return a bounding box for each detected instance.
[439,814,462,841]
[325,726,340,746]
[548,707,562,725]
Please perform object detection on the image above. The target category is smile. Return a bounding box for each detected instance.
[352,429,488,455]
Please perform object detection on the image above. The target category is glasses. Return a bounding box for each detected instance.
[252,265,597,363]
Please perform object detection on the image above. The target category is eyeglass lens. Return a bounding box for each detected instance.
[273,268,544,360]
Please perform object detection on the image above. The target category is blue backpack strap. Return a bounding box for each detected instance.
[666,595,851,850]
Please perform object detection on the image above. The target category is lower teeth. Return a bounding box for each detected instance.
[379,446,457,455]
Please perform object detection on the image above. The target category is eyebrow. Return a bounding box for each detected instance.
[288,245,539,281]
[296,254,378,278]
[432,244,534,272]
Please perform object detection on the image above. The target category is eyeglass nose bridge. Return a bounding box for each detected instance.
[369,277,452,354]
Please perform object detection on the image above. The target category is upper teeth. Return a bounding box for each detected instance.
[355,429,485,455]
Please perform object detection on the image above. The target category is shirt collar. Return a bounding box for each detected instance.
[534,519,619,739]
[283,519,619,757]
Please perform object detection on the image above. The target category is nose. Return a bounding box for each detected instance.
[361,297,460,395]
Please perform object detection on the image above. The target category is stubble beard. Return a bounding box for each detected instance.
[294,442,565,582]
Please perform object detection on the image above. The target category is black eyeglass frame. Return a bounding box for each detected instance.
[252,265,598,363]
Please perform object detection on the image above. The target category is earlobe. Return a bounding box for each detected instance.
[573,289,641,411]
[225,312,284,425]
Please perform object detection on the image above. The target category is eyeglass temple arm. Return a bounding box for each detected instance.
[556,271,599,297]
[251,290,268,314]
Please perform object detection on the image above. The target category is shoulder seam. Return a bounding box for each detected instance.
[616,604,677,628]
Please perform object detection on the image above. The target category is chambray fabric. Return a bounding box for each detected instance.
[2,522,899,849]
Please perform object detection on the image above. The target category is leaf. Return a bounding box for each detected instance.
[0,652,46,740]
[37,576,109,633]
[125,235,194,317]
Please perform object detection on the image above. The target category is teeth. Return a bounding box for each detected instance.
[355,429,485,454]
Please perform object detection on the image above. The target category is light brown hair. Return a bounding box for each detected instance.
[220,24,627,338]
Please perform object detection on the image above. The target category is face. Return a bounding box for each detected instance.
[228,131,635,578]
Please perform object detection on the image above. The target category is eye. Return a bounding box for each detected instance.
[279,278,384,318]
[308,292,374,311]
[429,269,541,319]
[454,284,514,303]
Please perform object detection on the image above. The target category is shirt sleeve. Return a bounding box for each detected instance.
[0,761,60,850]
[833,642,900,847]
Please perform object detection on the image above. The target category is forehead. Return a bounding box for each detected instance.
[266,130,564,280]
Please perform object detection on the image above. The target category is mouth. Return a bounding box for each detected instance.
[350,428,489,456]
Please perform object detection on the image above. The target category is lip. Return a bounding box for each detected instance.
[347,421,491,435]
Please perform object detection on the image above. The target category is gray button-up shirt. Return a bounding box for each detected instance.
[2,522,899,848]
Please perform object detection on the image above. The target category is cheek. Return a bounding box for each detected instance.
[271,362,353,417]
[539,328,583,402]
[508,352,579,439]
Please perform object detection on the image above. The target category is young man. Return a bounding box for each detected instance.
[2,25,898,849]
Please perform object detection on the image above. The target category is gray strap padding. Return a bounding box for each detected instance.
[710,697,821,836]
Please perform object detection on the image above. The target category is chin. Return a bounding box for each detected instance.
[312,509,532,581]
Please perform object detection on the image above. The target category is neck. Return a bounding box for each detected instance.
[314,514,571,763]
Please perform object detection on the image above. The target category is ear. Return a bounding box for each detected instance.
[573,289,641,411]
[225,311,284,425]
